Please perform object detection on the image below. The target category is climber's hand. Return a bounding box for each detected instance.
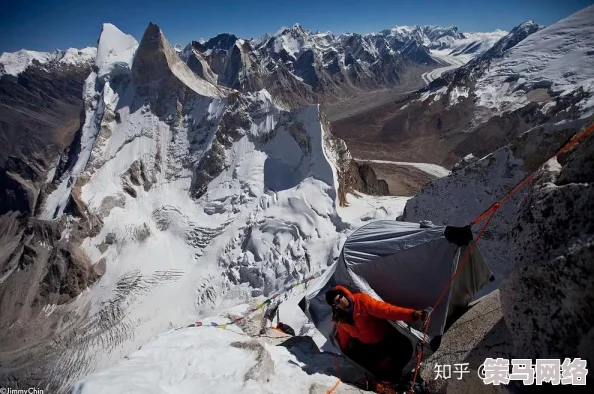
[411,309,429,323]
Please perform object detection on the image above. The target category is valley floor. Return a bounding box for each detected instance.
[355,160,451,196]
[322,66,433,123]
[324,55,466,196]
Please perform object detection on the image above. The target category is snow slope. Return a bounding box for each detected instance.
[72,318,367,394]
[95,23,138,79]
[444,30,508,61]
[0,47,96,77]
[475,5,594,116]
[383,25,506,56]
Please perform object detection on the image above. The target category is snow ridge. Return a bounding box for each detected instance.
[0,47,97,77]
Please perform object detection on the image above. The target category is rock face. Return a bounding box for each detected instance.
[0,61,92,215]
[0,212,98,337]
[401,119,585,296]
[499,119,594,390]
[420,290,514,394]
[0,43,101,352]
[410,118,593,394]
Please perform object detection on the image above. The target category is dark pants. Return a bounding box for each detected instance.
[346,333,413,382]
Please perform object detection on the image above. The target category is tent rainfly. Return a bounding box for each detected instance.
[299,220,494,376]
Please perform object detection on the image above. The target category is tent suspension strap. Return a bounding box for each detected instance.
[408,122,594,393]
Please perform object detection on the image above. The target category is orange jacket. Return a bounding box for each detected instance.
[332,285,416,350]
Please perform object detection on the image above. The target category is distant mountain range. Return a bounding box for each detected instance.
[1,23,507,107]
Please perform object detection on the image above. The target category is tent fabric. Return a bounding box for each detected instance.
[299,220,494,376]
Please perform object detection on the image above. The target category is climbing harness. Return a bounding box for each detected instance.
[406,122,594,393]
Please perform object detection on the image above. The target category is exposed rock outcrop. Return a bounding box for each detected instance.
[320,112,390,204]
[403,117,594,393]
[0,213,100,347]
[401,118,589,297]
[420,290,514,394]
[0,61,93,215]
[498,119,594,390]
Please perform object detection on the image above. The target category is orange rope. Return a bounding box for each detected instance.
[472,122,594,225]
[409,206,497,393]
[327,353,342,394]
[408,122,594,392]
[555,122,594,157]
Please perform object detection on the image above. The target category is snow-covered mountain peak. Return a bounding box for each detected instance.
[203,33,239,51]
[275,23,307,36]
[508,20,542,37]
[390,25,415,33]
[368,24,508,65]
[95,23,138,80]
[475,4,594,115]
[476,20,542,60]
[384,25,465,44]
[266,24,320,59]
[33,22,398,391]
[292,23,305,32]
[0,46,97,77]
[517,20,537,28]
[171,20,513,97]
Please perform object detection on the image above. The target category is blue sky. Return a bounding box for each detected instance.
[1,0,592,53]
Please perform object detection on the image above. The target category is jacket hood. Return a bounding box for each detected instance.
[332,285,355,300]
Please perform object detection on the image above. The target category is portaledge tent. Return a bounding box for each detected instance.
[298,220,494,376]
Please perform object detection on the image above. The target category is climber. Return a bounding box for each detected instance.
[326,286,429,382]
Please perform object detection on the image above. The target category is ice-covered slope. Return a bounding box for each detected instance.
[0,47,96,77]
[95,23,138,79]
[13,21,410,393]
[475,5,594,115]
